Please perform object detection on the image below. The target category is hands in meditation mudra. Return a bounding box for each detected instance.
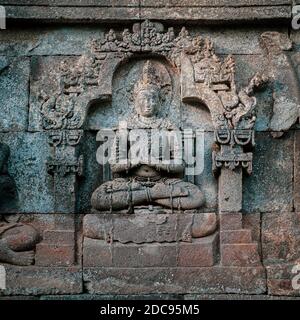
[91,61,205,213]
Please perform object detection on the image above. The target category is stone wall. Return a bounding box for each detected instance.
[0,1,300,299]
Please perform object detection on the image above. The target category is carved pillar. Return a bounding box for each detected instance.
[46,130,83,213]
[35,130,83,266]
[213,129,261,267]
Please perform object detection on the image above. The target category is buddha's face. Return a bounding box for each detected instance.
[135,88,159,118]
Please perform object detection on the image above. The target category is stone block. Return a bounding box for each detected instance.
[83,238,112,268]
[0,266,82,296]
[35,243,75,266]
[4,4,291,24]
[0,132,55,213]
[262,212,300,264]
[139,6,290,23]
[2,1,139,5]
[178,233,218,267]
[219,168,242,212]
[114,242,177,268]
[83,237,178,268]
[243,132,294,213]
[220,230,252,244]
[6,5,141,23]
[0,57,30,132]
[243,213,261,243]
[83,266,266,295]
[43,230,75,245]
[219,212,243,230]
[221,243,261,267]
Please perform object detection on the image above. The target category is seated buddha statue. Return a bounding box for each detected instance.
[0,143,40,266]
[91,60,205,213]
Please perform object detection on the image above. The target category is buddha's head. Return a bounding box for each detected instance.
[133,61,161,118]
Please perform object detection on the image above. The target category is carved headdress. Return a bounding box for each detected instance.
[134,60,161,95]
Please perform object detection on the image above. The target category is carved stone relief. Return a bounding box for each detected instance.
[4,16,299,297]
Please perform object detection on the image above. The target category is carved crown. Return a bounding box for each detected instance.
[134,60,161,94]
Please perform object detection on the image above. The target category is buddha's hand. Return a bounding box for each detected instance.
[149,183,189,200]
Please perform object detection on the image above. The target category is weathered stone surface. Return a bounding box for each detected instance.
[2,0,291,6]
[232,54,273,131]
[0,1,139,5]
[0,27,104,56]
[0,266,82,296]
[42,230,75,245]
[192,212,217,238]
[139,6,290,22]
[262,212,300,264]
[5,4,291,24]
[178,233,218,267]
[267,264,300,296]
[220,212,243,230]
[220,230,252,244]
[84,232,218,267]
[83,266,266,294]
[221,243,261,267]
[83,238,112,267]
[0,132,55,213]
[84,239,177,268]
[83,212,217,244]
[184,293,300,300]
[243,132,294,213]
[0,27,286,57]
[0,57,30,132]
[260,32,299,135]
[35,243,75,266]
[6,6,141,23]
[140,0,291,6]
[38,293,300,300]
[219,168,242,213]
[243,213,261,243]
[83,213,192,243]
[195,132,218,210]
[114,242,177,268]
[243,213,262,255]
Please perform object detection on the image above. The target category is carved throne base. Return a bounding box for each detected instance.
[83,211,219,267]
[81,210,266,295]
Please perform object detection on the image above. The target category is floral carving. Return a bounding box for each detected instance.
[39,55,106,130]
